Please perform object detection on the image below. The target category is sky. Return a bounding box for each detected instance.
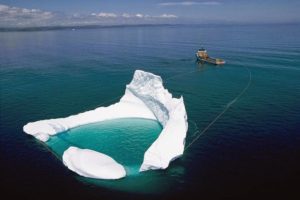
[0,0,300,28]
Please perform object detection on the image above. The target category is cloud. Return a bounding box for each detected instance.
[0,4,179,28]
[158,14,178,18]
[158,1,221,6]
[88,12,177,20]
[0,4,55,26]
[135,13,144,18]
[122,13,131,18]
[91,12,117,18]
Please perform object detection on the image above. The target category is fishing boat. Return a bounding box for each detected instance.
[196,48,225,65]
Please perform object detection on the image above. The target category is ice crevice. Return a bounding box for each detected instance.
[23,70,188,179]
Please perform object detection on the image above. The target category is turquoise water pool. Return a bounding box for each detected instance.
[46,118,177,193]
[47,118,162,175]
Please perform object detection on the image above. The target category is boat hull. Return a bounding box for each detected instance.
[196,54,225,65]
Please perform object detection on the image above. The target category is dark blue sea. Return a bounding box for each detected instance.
[1,24,300,199]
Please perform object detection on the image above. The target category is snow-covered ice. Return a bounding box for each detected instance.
[23,70,188,178]
[63,147,126,179]
[23,89,156,142]
[126,70,188,171]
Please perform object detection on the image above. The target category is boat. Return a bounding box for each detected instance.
[196,48,225,65]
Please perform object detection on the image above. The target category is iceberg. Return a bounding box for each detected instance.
[63,147,126,179]
[23,70,188,178]
[126,70,188,171]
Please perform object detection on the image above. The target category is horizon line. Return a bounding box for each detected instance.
[1,22,299,32]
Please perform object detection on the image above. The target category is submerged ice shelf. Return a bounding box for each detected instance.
[23,70,188,179]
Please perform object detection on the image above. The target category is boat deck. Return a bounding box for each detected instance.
[196,54,225,65]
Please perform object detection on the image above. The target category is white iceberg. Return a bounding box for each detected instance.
[63,147,126,179]
[23,70,188,178]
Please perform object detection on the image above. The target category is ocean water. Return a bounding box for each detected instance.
[1,24,300,199]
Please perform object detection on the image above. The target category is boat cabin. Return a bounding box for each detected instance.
[197,48,209,59]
